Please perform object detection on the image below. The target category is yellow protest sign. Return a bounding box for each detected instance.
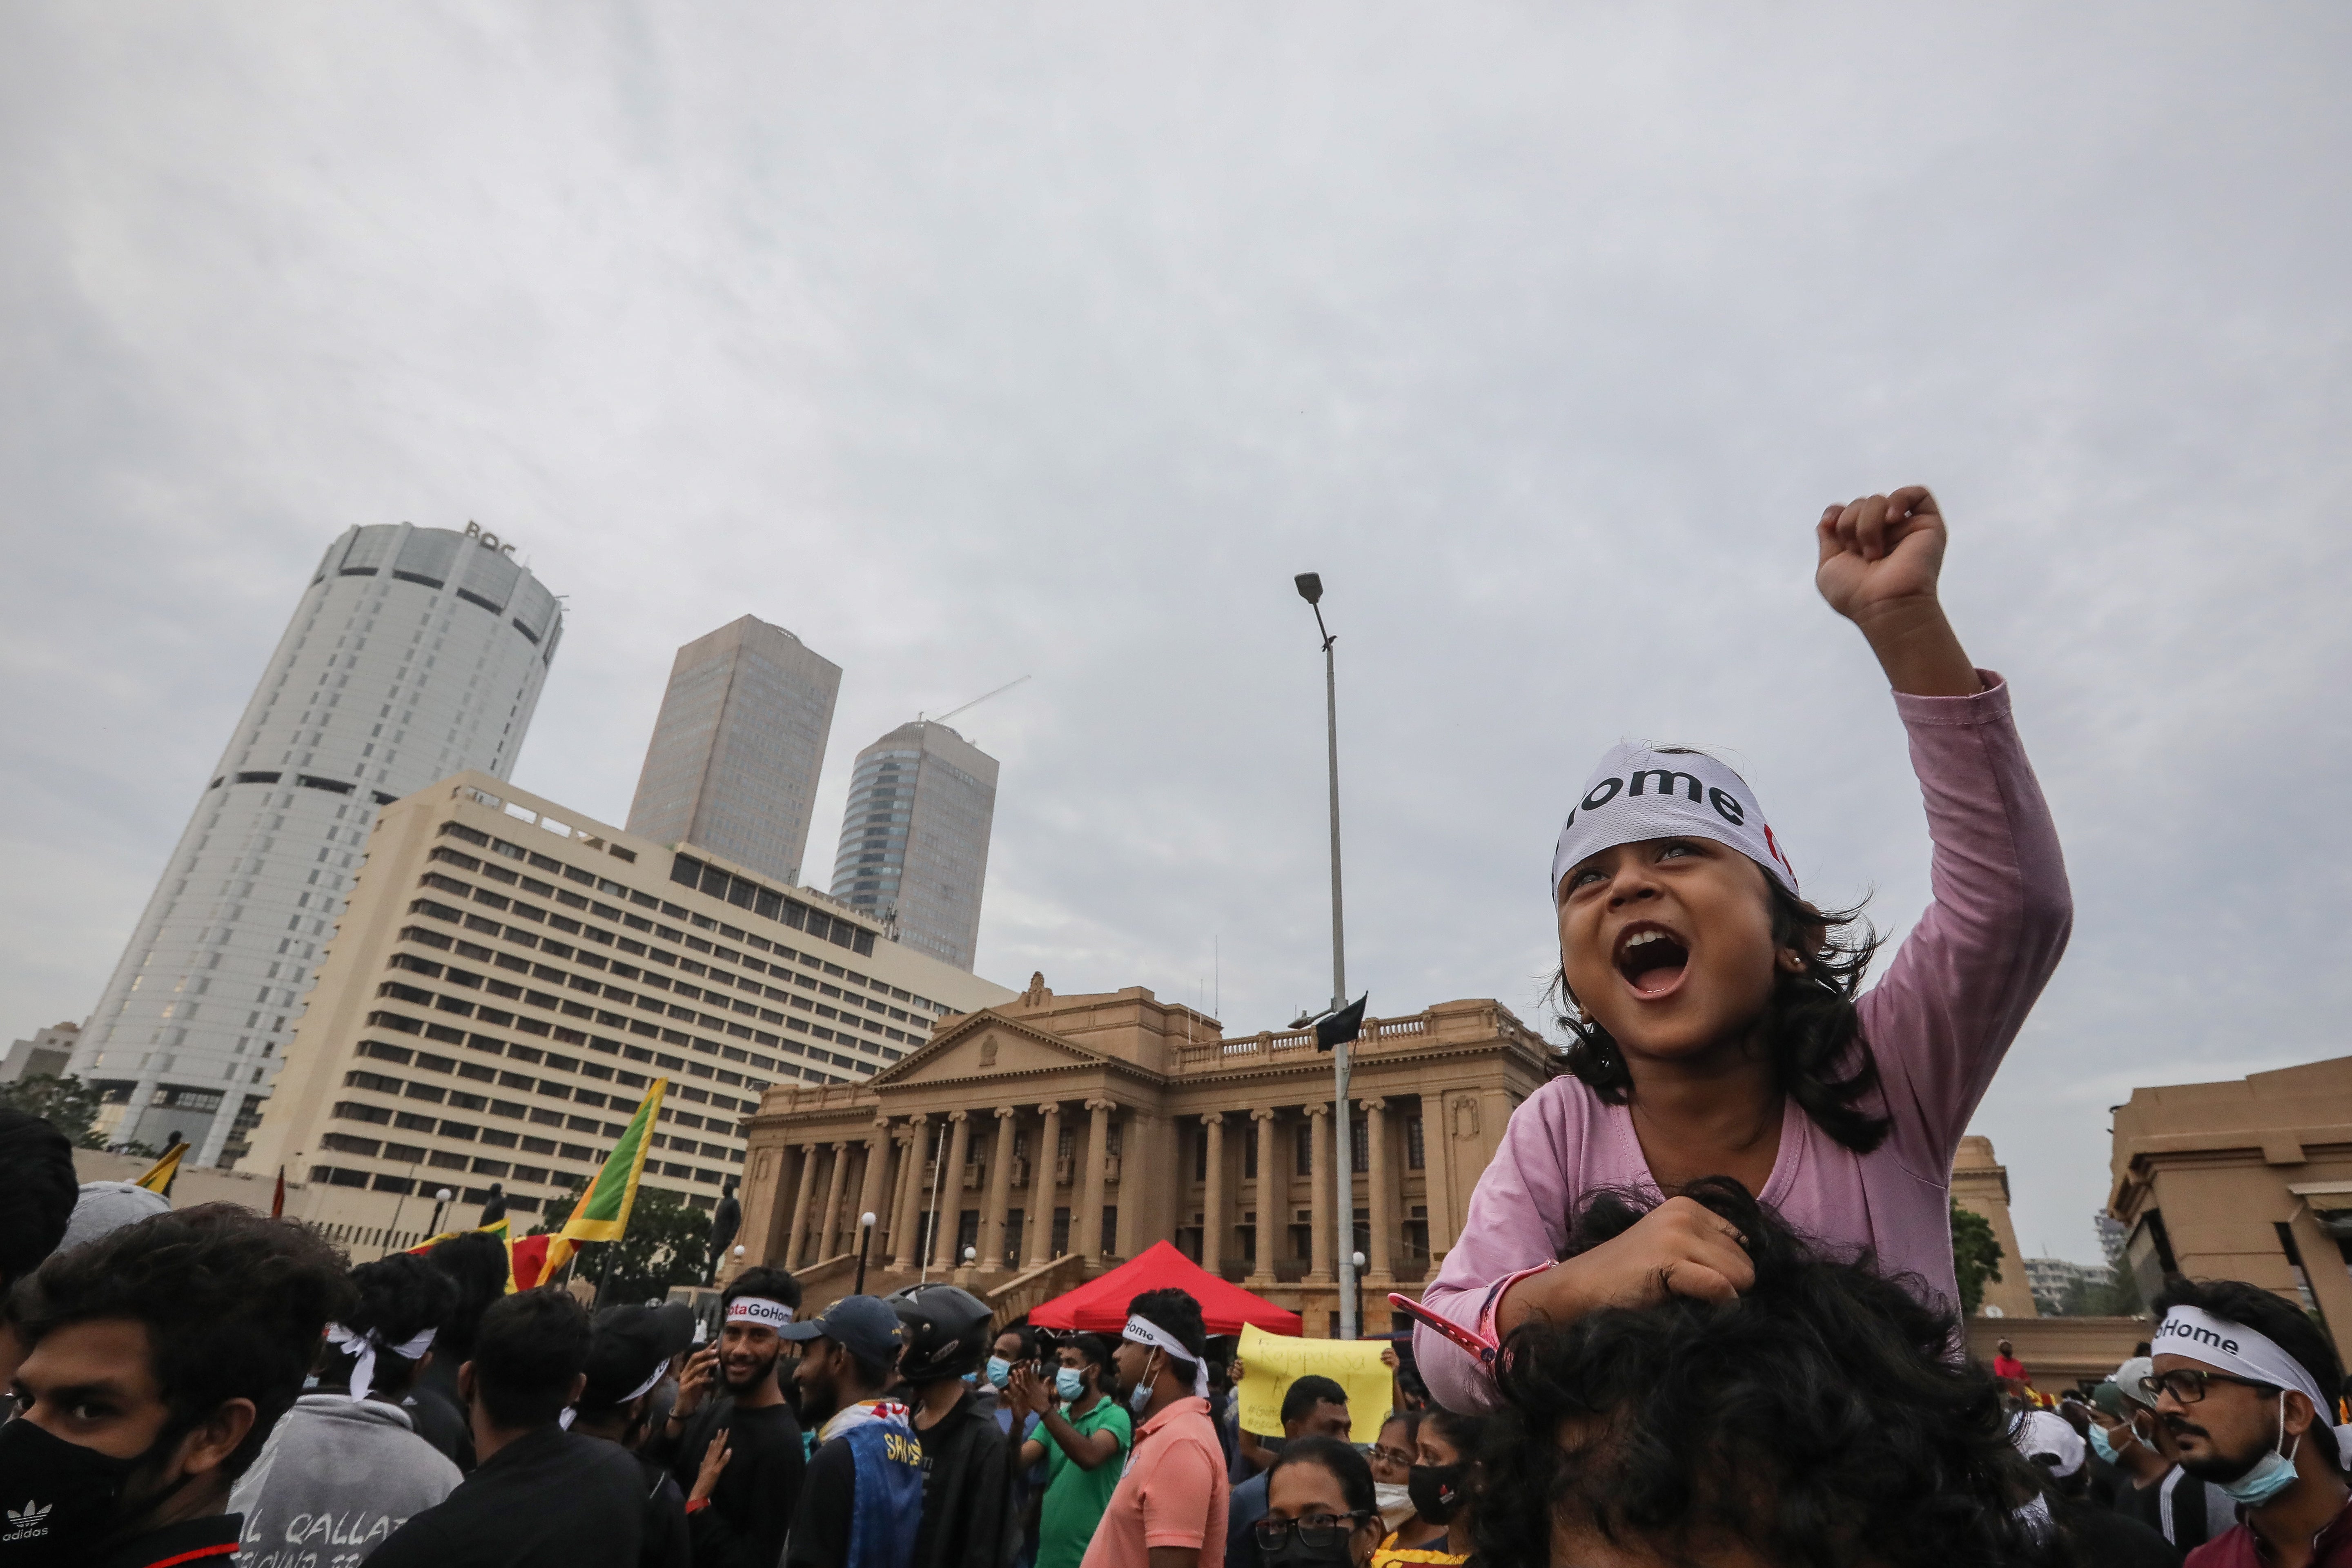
[1234,1322,1393,1444]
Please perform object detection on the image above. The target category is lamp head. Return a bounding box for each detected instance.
[1294,572,1323,605]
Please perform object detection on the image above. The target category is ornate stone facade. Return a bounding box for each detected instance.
[734,977,1557,1334]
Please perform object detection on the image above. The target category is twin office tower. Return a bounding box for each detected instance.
[624,613,1000,973]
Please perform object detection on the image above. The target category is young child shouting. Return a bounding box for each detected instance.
[1414,486,2071,1412]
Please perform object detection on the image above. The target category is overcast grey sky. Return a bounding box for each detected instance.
[5,3,2348,1263]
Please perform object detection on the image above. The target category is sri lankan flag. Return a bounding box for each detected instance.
[406,1215,510,1255]
[134,1140,187,1198]
[560,1079,666,1245]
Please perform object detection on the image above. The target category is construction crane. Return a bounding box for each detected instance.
[921,674,1031,727]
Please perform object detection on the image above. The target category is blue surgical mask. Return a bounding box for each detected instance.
[2088,1423,2123,1465]
[962,1371,978,1386]
[986,1356,1013,1390]
[2218,1397,2305,1508]
[1056,1368,1086,1403]
[1127,1352,1158,1414]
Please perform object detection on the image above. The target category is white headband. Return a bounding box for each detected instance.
[727,1296,794,1330]
[2154,1307,2333,1416]
[1550,744,1796,900]
[1121,1314,1209,1400]
[324,1323,436,1403]
[560,1360,668,1429]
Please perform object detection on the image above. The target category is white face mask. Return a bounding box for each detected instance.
[1374,1481,1412,1516]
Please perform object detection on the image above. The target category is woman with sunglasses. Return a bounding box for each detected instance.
[1256,1436,1385,1568]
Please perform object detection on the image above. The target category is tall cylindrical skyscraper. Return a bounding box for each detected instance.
[67,523,564,1166]
[829,720,998,972]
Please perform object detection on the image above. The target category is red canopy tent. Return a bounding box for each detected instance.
[1026,1241,1303,1336]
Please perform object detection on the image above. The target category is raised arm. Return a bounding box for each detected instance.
[1820,488,2071,1160]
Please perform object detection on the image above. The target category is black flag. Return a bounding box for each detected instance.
[1314,995,1368,1051]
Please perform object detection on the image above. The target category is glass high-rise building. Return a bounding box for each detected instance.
[829,720,999,972]
[627,617,841,888]
[67,523,563,1165]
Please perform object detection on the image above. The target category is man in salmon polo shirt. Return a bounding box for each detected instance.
[1080,1290,1229,1568]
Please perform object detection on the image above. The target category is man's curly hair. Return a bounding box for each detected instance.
[323,1252,457,1399]
[1475,1178,2042,1568]
[13,1203,354,1479]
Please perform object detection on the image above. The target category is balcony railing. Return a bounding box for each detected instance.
[1174,1013,1432,1073]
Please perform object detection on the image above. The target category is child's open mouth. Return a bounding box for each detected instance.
[1613,923,1690,999]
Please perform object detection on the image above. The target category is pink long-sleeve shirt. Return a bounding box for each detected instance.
[1414,674,2071,1414]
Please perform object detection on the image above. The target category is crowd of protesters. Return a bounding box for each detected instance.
[14,485,2352,1568]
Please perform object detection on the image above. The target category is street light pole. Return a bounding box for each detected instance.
[1294,572,1356,1340]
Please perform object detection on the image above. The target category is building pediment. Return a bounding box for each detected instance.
[870,1009,1115,1091]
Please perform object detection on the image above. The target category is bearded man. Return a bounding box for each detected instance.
[653,1267,806,1568]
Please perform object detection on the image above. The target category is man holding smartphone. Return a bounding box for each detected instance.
[651,1267,807,1568]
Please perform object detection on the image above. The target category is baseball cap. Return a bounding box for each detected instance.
[2110,1356,2156,1411]
[2013,1409,2085,1479]
[777,1294,906,1368]
[580,1307,678,1410]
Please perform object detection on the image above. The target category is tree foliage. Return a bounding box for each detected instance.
[1951,1198,2005,1316]
[0,1073,106,1149]
[531,1182,712,1306]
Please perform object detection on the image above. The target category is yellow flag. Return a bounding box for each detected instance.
[134,1141,186,1198]
[1235,1322,1394,1443]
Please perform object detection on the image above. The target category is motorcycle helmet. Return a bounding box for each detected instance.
[886,1281,996,1384]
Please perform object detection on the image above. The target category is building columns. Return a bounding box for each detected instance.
[891,1115,932,1271]
[1306,1102,1334,1286]
[856,1120,891,1254]
[1423,1095,1460,1262]
[1078,1099,1114,1259]
[196,1089,246,1168]
[1361,1097,1394,1287]
[1247,1108,1280,1288]
[932,1111,972,1271]
[981,1106,1019,1273]
[1200,1112,1225,1275]
[1029,1102,1062,1265]
[817,1140,853,1259]
[873,1122,907,1261]
[784,1142,821,1267]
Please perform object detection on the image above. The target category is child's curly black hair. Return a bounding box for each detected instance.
[1474,1178,2043,1568]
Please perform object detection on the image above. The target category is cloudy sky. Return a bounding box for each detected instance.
[5,3,2348,1262]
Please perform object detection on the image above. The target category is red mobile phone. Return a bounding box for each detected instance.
[1388,1293,1498,1368]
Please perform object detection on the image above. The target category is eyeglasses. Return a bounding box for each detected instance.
[1254,1512,1376,1550]
[2137,1368,2278,1405]
[1368,1445,1415,1470]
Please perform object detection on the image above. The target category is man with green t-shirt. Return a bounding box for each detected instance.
[1009,1333,1133,1568]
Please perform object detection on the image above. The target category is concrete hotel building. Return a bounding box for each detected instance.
[241,772,1012,1219]
[69,523,562,1165]
[732,978,1554,1334]
[629,617,842,888]
[830,720,999,972]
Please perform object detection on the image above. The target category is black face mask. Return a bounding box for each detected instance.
[0,1417,151,1566]
[1407,1462,1466,1526]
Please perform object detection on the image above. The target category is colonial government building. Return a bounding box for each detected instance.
[733,976,1557,1334]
